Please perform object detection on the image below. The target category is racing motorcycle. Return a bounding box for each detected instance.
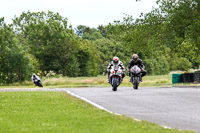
[130,65,142,89]
[33,79,43,87]
[109,65,122,91]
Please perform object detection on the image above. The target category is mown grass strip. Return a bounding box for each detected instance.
[0,91,195,133]
[0,75,172,88]
[1,74,200,89]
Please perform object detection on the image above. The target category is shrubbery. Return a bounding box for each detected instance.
[144,57,169,75]
[144,56,192,75]
[169,57,192,71]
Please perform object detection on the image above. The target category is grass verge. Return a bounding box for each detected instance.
[0,91,195,133]
[1,74,199,89]
[0,75,172,88]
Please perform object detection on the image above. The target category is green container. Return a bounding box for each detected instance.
[172,74,182,84]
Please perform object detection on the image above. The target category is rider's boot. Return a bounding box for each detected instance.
[107,74,110,83]
[139,76,143,82]
[120,78,123,83]
[129,78,131,82]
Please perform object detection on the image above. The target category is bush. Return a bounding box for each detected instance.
[169,57,192,71]
[46,70,56,77]
[144,57,169,75]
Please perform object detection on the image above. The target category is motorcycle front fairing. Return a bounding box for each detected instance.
[130,65,142,84]
[130,65,141,76]
[109,65,122,84]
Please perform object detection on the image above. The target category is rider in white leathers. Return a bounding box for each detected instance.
[31,73,41,85]
[107,57,126,83]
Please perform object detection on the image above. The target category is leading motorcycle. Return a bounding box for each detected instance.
[109,65,122,91]
[130,65,142,89]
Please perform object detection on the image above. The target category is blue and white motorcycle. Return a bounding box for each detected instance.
[109,65,122,91]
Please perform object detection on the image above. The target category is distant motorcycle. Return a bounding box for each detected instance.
[109,65,122,91]
[130,65,142,89]
[33,79,43,87]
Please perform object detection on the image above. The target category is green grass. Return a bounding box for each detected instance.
[0,91,195,133]
[1,74,199,89]
[0,75,173,89]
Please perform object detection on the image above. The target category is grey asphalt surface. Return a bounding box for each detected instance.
[66,86,200,132]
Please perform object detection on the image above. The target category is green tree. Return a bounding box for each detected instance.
[103,0,200,71]
[95,38,130,74]
[156,0,200,67]
[76,25,104,40]
[144,57,169,75]
[77,39,100,76]
[0,18,36,83]
[13,11,81,77]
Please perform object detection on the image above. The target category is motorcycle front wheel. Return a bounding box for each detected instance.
[112,78,118,91]
[132,77,139,89]
[37,81,43,87]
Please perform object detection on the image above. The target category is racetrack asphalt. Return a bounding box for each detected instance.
[1,86,200,132]
[65,86,200,132]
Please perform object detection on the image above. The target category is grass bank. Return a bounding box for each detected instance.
[1,73,199,89]
[0,91,195,133]
[0,75,173,89]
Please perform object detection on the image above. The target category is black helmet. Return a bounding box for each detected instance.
[132,54,138,61]
[113,56,119,64]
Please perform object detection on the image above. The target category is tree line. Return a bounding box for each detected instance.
[0,0,200,84]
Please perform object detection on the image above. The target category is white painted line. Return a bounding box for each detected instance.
[133,118,141,122]
[63,89,141,122]
[161,125,172,129]
[64,89,114,114]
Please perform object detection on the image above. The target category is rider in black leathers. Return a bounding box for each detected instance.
[107,57,126,83]
[127,54,146,82]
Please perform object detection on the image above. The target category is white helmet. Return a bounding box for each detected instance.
[113,56,119,64]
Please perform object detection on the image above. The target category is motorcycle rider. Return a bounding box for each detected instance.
[31,73,41,86]
[107,56,126,83]
[128,54,146,82]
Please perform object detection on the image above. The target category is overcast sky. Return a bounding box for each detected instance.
[0,0,158,28]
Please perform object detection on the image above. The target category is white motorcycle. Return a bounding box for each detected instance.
[109,65,122,91]
[33,79,43,87]
[130,65,142,89]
